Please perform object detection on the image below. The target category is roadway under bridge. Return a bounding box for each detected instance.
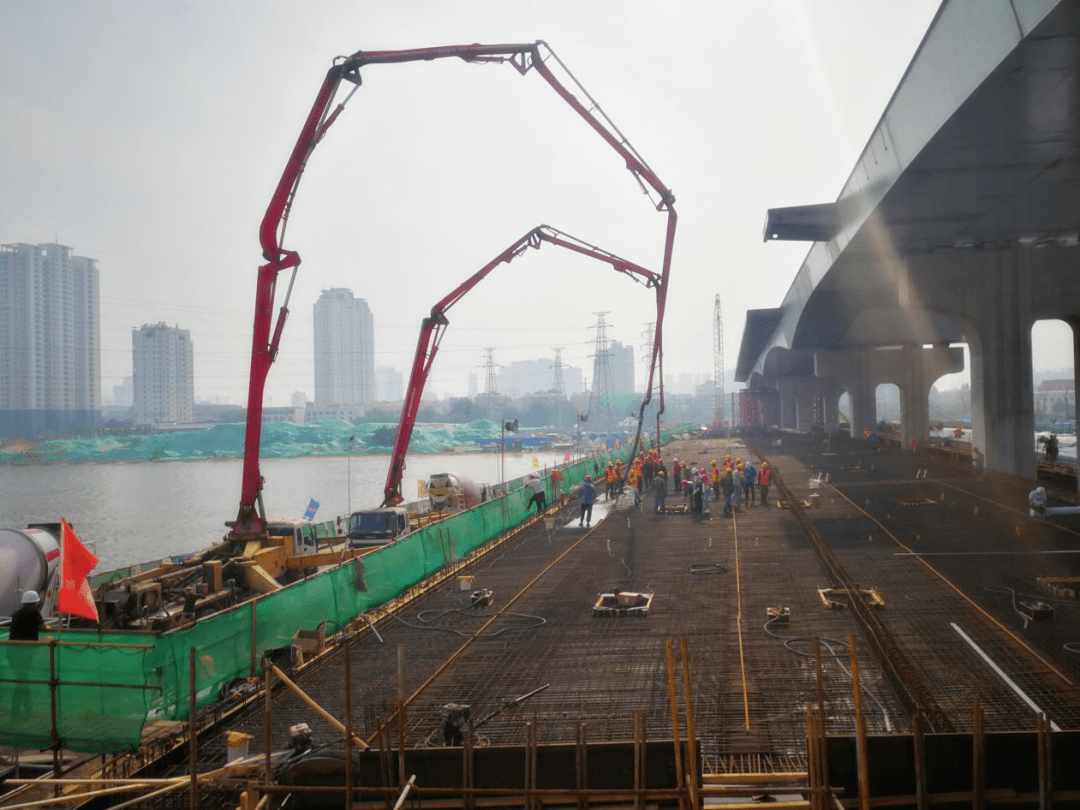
[735,0,1080,485]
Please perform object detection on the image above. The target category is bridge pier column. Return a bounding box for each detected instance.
[815,349,876,439]
[777,376,838,431]
[964,252,1036,478]
[895,345,965,450]
[776,378,799,429]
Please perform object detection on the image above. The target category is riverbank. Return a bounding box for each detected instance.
[0,418,538,465]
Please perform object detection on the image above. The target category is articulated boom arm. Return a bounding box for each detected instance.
[382,225,661,506]
[236,41,676,532]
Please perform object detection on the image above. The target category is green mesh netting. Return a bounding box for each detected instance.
[0,637,155,753]
[0,419,518,463]
[0,439,701,753]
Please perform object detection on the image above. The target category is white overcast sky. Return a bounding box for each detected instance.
[2,1,1072,406]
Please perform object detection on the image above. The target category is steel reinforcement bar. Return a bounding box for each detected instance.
[769,467,955,733]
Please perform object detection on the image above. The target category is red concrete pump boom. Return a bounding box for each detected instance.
[382,224,662,507]
[235,41,676,534]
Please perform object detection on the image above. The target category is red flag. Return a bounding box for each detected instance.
[59,518,99,622]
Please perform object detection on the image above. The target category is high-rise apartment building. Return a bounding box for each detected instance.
[313,288,375,406]
[607,340,636,393]
[0,242,101,437]
[375,366,404,402]
[132,323,194,426]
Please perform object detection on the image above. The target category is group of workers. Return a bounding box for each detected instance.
[575,451,776,520]
[542,447,781,529]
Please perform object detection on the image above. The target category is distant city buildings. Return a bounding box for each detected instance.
[376,366,404,402]
[313,288,375,406]
[0,242,101,437]
[132,322,194,426]
[608,340,635,393]
[111,376,134,408]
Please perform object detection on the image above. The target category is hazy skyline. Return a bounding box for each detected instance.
[3,1,1072,409]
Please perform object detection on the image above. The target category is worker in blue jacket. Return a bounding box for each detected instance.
[578,475,597,527]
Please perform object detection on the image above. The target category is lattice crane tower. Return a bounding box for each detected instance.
[714,294,725,428]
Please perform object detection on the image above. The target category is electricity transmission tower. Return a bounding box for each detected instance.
[550,348,566,396]
[640,322,656,391]
[714,294,725,429]
[482,348,500,394]
[588,312,614,433]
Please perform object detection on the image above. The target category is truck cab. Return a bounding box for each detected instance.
[265,520,323,557]
[347,507,410,549]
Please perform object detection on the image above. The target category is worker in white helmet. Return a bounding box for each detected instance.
[1029,486,1047,518]
[9,590,46,641]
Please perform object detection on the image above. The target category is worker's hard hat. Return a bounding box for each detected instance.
[21,590,40,605]
[584,475,592,481]
[762,461,769,467]
[711,459,717,465]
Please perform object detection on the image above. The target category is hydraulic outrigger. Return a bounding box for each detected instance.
[235,41,676,534]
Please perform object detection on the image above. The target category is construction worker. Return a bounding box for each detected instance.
[525,473,546,513]
[1029,486,1047,517]
[743,460,756,507]
[758,461,773,506]
[710,460,720,502]
[731,463,743,512]
[9,590,47,641]
[579,475,597,527]
[605,462,617,501]
[672,458,682,490]
[972,447,985,480]
[627,465,641,507]
[721,465,736,516]
[652,468,668,516]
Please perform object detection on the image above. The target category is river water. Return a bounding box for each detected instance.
[1,451,572,572]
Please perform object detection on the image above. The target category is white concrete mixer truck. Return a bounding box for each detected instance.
[0,524,62,622]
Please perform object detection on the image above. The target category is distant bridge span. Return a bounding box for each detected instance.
[736,0,1080,481]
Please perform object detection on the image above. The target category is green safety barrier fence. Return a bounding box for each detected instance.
[0,443,680,753]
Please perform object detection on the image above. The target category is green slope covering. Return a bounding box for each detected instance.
[0,419,506,463]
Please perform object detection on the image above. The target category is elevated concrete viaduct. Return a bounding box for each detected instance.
[735,0,1080,482]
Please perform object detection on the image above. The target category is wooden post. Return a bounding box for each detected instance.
[665,639,686,810]
[397,644,406,787]
[525,721,536,810]
[1037,712,1052,810]
[634,711,646,810]
[49,640,60,790]
[189,647,200,810]
[848,635,869,810]
[805,703,819,810]
[575,721,587,810]
[250,600,258,678]
[379,709,393,810]
[913,714,927,810]
[814,637,829,809]
[680,638,700,810]
[264,659,272,787]
[972,698,984,810]
[464,721,475,810]
[345,636,354,810]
